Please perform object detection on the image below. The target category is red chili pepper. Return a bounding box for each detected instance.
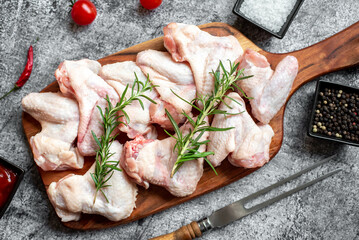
[0,46,33,100]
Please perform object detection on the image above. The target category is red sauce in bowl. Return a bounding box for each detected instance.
[0,164,17,209]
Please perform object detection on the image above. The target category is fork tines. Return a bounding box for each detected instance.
[241,155,341,216]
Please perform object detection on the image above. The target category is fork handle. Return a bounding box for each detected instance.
[150,221,202,240]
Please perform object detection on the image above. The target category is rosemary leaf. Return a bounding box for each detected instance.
[165,109,182,140]
[92,74,155,203]
[205,157,218,175]
[165,60,251,177]
[182,111,196,127]
[170,89,202,112]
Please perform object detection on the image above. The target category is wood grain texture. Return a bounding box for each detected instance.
[149,221,202,240]
[21,22,359,230]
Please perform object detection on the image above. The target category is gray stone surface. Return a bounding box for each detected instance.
[0,0,358,239]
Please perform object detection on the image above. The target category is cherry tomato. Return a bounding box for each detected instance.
[140,0,162,10]
[71,0,97,25]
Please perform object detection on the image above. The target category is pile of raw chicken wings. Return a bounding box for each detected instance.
[22,23,298,222]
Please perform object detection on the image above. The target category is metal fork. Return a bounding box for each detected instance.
[151,155,341,240]
[199,155,340,231]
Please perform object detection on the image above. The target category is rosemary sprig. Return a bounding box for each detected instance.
[91,74,155,203]
[165,61,252,177]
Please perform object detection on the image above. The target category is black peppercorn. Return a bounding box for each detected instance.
[312,85,359,143]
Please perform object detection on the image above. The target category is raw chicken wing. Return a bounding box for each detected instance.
[99,61,157,139]
[136,50,196,128]
[22,92,83,171]
[122,119,208,197]
[47,141,137,222]
[237,49,298,124]
[207,92,274,168]
[55,59,119,156]
[164,22,243,98]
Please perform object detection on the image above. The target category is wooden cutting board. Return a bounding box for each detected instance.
[22,22,359,230]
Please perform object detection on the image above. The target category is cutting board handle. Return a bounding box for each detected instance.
[273,21,359,92]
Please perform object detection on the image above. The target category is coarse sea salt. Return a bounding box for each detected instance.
[240,0,297,33]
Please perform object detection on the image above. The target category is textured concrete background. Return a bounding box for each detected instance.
[0,0,358,239]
